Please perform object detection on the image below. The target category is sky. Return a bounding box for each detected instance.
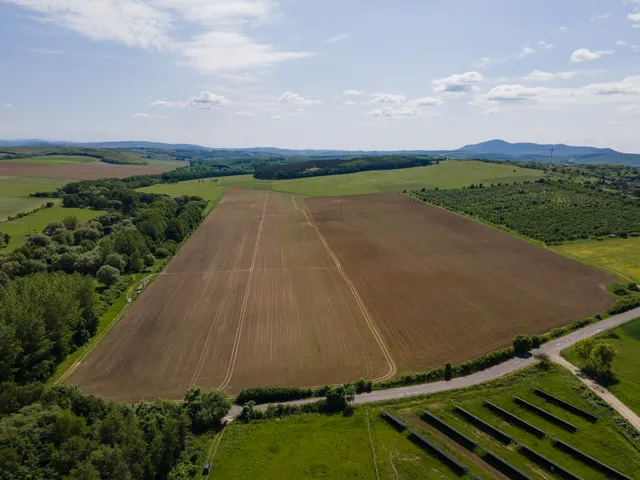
[1,0,640,152]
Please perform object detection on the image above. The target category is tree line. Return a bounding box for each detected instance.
[0,147,148,165]
[254,155,437,180]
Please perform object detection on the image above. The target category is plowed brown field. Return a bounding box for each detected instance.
[69,190,615,402]
[304,194,615,373]
[0,161,167,180]
[69,189,392,402]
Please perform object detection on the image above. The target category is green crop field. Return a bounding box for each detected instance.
[0,205,102,248]
[563,317,640,417]
[555,237,640,282]
[214,160,543,197]
[0,176,70,221]
[138,182,226,214]
[0,155,97,165]
[211,365,639,479]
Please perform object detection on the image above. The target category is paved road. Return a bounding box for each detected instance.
[228,307,640,417]
[551,353,640,431]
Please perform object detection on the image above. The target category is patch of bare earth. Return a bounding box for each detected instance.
[0,162,167,180]
[304,194,615,374]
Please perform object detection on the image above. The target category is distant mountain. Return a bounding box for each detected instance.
[452,139,640,166]
[1,138,639,166]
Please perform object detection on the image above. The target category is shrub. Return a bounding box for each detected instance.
[513,334,533,355]
[235,386,314,405]
[444,362,453,381]
[325,384,356,412]
[184,388,231,432]
[97,265,121,286]
[354,377,372,393]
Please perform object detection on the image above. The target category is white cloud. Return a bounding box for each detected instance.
[133,112,149,118]
[235,111,254,116]
[432,71,483,93]
[482,76,640,106]
[570,48,605,63]
[523,70,557,82]
[345,100,357,106]
[323,32,350,44]
[270,115,283,120]
[616,40,629,46]
[368,106,422,118]
[409,96,444,107]
[32,48,65,55]
[293,108,307,116]
[278,91,322,105]
[522,70,601,82]
[560,26,567,31]
[629,13,640,21]
[484,85,548,102]
[151,91,230,109]
[590,13,610,22]
[2,104,12,108]
[537,41,554,49]
[370,93,407,104]
[343,89,364,96]
[482,107,500,115]
[517,47,535,58]
[4,0,312,73]
[180,31,312,73]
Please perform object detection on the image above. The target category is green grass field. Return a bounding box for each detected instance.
[0,206,101,248]
[160,160,541,199]
[0,176,71,221]
[0,155,97,165]
[211,365,639,479]
[138,182,226,214]
[563,317,640,417]
[554,237,640,283]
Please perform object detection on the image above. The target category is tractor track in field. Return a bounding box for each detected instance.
[292,196,397,383]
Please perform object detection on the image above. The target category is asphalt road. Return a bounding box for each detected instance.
[228,306,640,417]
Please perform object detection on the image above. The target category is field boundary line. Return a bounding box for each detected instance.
[292,195,397,382]
[218,193,270,390]
[365,408,381,480]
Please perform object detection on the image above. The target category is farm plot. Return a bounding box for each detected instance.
[0,161,167,180]
[68,189,390,402]
[304,194,615,374]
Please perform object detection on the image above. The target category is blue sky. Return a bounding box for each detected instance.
[1,0,640,151]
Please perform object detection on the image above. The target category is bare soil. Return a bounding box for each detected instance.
[304,194,615,374]
[68,191,614,402]
[69,190,390,401]
[0,161,167,180]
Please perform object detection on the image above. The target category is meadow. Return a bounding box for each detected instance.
[563,317,640,416]
[210,365,640,479]
[0,176,70,221]
[138,182,226,214]
[0,205,102,248]
[214,160,543,196]
[555,237,640,282]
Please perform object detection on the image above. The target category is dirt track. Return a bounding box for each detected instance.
[304,194,615,374]
[69,190,615,402]
[69,189,391,401]
[0,161,167,180]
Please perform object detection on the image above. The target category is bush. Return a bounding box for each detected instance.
[96,265,120,286]
[354,377,372,393]
[444,362,453,381]
[184,388,231,432]
[609,294,640,315]
[235,386,314,405]
[513,334,533,355]
[325,384,356,412]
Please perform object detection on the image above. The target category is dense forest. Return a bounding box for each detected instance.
[0,165,257,478]
[414,180,640,244]
[254,155,436,180]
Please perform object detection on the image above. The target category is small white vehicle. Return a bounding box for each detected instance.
[127,298,132,304]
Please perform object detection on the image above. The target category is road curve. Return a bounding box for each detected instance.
[228,307,640,417]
